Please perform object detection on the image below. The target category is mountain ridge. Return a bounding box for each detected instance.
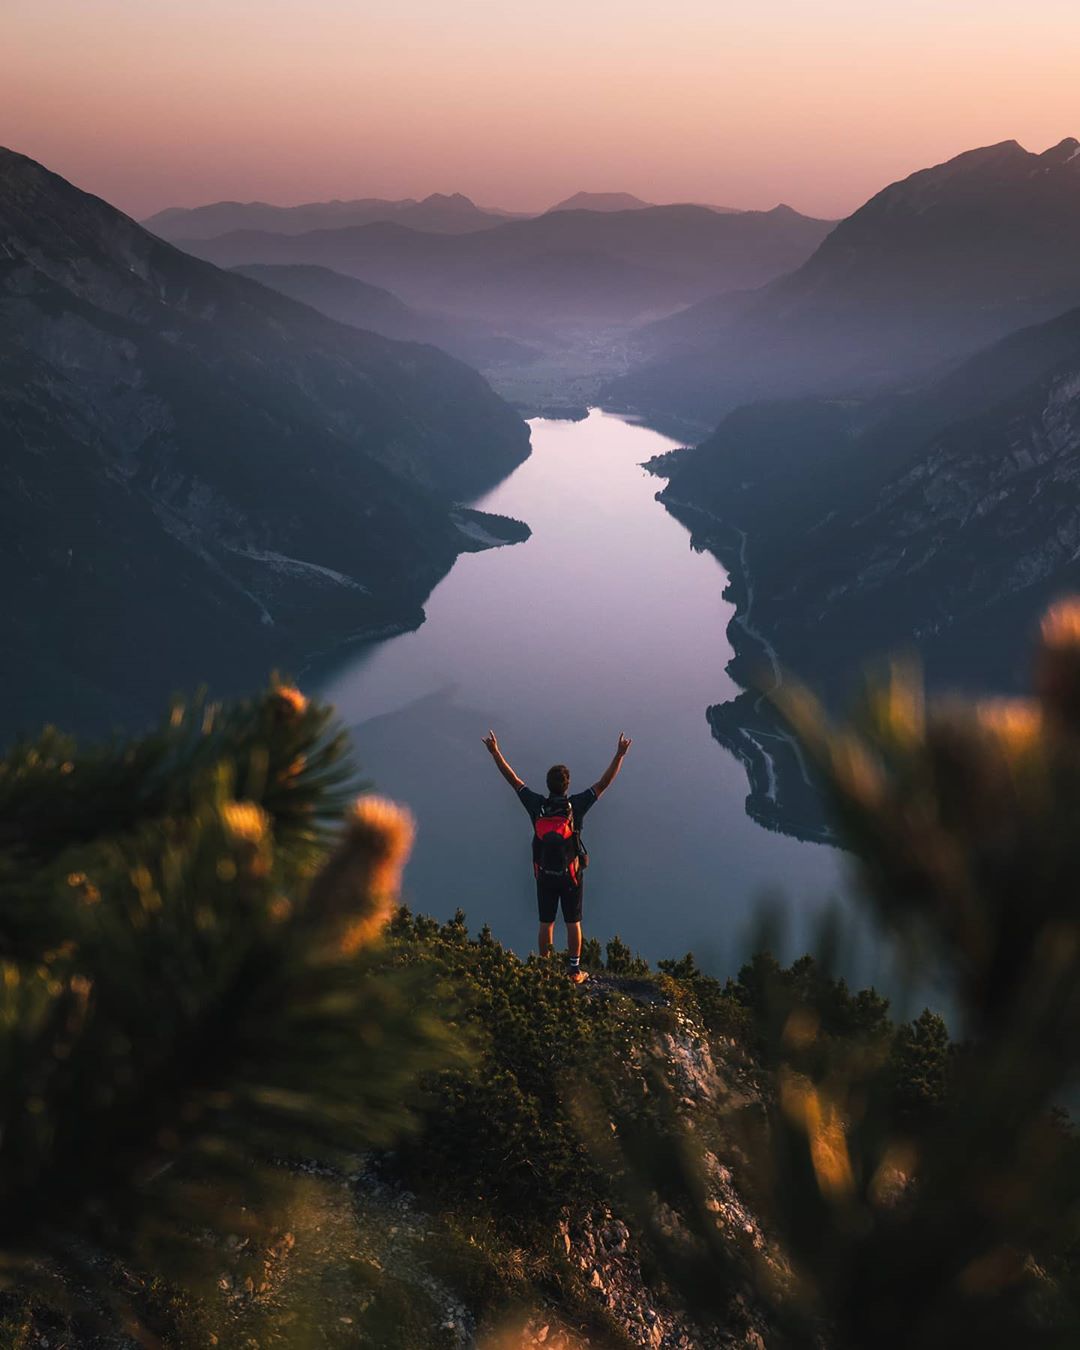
[0,146,530,738]
[143,191,521,240]
[611,136,1080,426]
[230,262,535,369]
[655,297,1080,837]
[546,191,655,212]
[179,202,835,327]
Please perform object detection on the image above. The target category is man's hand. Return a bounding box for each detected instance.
[593,733,632,797]
[483,730,525,790]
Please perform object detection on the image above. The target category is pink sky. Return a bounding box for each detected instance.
[4,0,1078,220]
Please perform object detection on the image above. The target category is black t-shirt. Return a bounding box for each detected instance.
[517,785,597,831]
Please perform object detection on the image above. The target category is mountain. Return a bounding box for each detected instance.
[656,301,1080,836]
[613,138,1080,427]
[0,148,530,739]
[179,204,835,328]
[231,263,536,368]
[547,191,655,212]
[144,192,518,241]
[548,191,743,215]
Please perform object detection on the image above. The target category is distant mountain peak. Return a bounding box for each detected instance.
[547,191,655,214]
[927,137,1080,177]
[954,139,1027,164]
[874,139,1023,187]
[141,188,513,240]
[612,134,1080,427]
[1039,136,1080,167]
[847,136,1080,220]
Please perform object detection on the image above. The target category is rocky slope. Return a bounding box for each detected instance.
[0,147,530,740]
[612,138,1080,427]
[218,976,778,1350]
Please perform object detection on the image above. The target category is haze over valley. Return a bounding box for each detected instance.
[170,196,834,420]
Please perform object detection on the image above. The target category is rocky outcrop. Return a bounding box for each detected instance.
[342,1011,774,1349]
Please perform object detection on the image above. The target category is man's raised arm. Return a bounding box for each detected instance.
[591,732,632,798]
[483,730,525,791]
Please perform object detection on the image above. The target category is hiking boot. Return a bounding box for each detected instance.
[569,967,590,986]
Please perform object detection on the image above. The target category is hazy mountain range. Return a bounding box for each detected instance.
[144,189,744,241]
[613,138,1080,427]
[143,192,526,240]
[545,192,741,215]
[176,203,835,326]
[231,263,536,368]
[0,147,530,738]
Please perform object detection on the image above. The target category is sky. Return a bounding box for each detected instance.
[4,0,1079,220]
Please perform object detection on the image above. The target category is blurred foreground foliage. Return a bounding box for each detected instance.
[5,601,1080,1346]
[0,685,462,1343]
[607,600,1080,1348]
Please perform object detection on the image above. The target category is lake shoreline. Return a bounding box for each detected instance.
[657,490,833,846]
[317,409,843,969]
[300,506,531,686]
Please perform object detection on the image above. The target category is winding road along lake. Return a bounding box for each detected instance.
[320,410,846,973]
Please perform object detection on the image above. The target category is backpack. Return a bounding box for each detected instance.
[532,796,582,884]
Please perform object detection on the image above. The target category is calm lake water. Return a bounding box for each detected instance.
[319,410,851,975]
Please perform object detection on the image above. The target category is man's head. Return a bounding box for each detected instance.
[546,764,571,796]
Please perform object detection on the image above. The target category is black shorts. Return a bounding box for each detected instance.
[536,875,584,925]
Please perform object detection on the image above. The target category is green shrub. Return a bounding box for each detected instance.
[384,911,652,1225]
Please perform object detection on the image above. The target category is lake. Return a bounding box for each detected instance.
[319,410,851,975]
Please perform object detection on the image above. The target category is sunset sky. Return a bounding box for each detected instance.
[5,0,1078,219]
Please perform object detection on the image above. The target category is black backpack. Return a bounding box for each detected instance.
[532,796,582,882]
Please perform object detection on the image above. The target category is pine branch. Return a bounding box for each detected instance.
[0,687,462,1339]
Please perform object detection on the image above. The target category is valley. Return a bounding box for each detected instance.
[8,3,1080,1333]
[315,410,846,971]
[6,131,1080,911]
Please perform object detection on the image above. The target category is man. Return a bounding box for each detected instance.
[482,730,632,984]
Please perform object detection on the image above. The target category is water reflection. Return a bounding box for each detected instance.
[320,410,848,974]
